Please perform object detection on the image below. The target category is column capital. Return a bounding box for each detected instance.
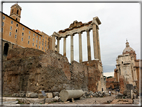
[56,37,61,40]
[77,31,83,34]
[86,29,90,32]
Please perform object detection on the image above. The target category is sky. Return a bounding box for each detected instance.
[2,1,141,77]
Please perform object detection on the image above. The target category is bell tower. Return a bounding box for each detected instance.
[10,3,22,22]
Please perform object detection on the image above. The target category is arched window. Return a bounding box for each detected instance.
[4,43,9,56]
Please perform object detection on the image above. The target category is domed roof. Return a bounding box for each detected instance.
[123,40,135,54]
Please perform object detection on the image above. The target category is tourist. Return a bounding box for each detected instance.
[109,90,111,96]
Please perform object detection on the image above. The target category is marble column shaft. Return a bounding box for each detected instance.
[96,28,101,61]
[63,37,66,56]
[93,24,98,59]
[52,35,55,51]
[79,32,82,63]
[57,38,60,53]
[71,34,74,62]
[87,30,91,61]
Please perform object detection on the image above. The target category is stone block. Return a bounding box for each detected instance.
[53,92,59,97]
[116,93,123,99]
[38,94,44,99]
[45,98,54,103]
[46,93,53,98]
[30,93,38,98]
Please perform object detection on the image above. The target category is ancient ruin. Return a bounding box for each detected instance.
[51,17,101,62]
[3,47,104,96]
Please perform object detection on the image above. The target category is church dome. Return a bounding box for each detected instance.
[123,40,135,54]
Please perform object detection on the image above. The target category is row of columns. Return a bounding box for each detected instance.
[52,25,101,63]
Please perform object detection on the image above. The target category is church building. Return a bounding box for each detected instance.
[114,40,141,93]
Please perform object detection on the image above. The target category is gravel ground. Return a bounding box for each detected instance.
[51,95,116,104]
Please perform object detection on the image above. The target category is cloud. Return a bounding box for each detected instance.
[103,71,114,77]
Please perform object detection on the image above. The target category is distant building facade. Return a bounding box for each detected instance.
[114,40,141,92]
[1,4,52,60]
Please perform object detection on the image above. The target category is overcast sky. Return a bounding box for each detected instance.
[2,1,141,77]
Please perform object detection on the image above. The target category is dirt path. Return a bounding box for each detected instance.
[52,95,116,104]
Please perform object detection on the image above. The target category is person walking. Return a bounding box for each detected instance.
[109,90,111,96]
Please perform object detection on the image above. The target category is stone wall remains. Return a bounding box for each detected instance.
[3,48,101,96]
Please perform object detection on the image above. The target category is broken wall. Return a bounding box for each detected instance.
[3,48,96,96]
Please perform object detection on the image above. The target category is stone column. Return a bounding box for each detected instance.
[52,35,55,51]
[71,34,74,62]
[63,37,66,56]
[87,30,91,61]
[92,24,98,59]
[57,38,60,53]
[117,71,119,82]
[96,28,101,61]
[79,32,82,63]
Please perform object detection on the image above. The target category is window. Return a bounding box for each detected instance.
[16,29,17,33]
[17,10,19,14]
[10,26,12,30]
[29,31,30,34]
[21,38,23,41]
[45,49,46,51]
[39,41,41,44]
[42,42,44,46]
[39,46,40,49]
[22,33,24,36]
[36,35,38,38]
[32,43,34,46]
[1,28,3,32]
[43,35,44,38]
[36,40,38,43]
[33,38,34,41]
[39,37,41,40]
[2,22,4,26]
[42,47,43,50]
[23,27,24,30]
[42,39,44,41]
[33,34,35,36]
[36,45,37,48]
[16,24,18,27]
[3,16,5,19]
[11,21,13,24]
[45,37,47,39]
[28,36,30,39]
[28,41,30,44]
[9,32,11,36]
[15,35,17,38]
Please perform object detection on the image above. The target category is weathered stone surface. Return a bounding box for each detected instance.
[53,92,59,97]
[38,94,45,99]
[115,93,123,99]
[3,48,102,96]
[46,93,53,98]
[7,48,45,60]
[119,75,126,94]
